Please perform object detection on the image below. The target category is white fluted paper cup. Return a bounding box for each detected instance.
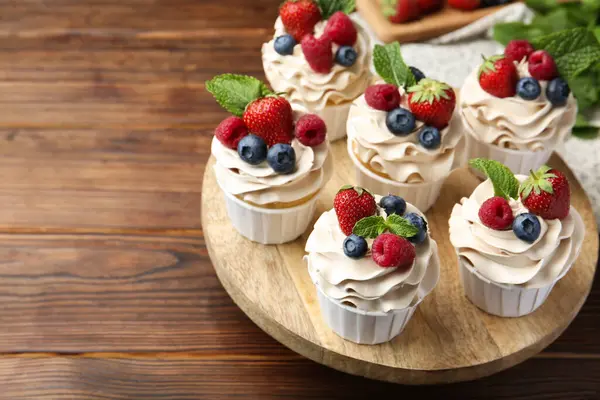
[292,102,351,142]
[347,141,445,212]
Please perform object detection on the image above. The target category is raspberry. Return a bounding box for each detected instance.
[478,197,514,230]
[295,114,327,146]
[301,34,333,73]
[215,116,248,149]
[365,84,401,111]
[504,40,534,63]
[528,50,558,81]
[371,233,415,270]
[323,11,357,46]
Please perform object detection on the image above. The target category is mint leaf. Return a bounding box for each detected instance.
[373,42,416,89]
[386,214,418,238]
[353,216,386,239]
[315,0,355,19]
[525,0,560,13]
[493,22,548,45]
[569,71,599,112]
[206,74,273,117]
[469,158,520,200]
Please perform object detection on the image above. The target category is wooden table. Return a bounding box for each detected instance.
[0,0,597,398]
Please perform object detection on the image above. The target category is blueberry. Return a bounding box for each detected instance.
[379,195,407,216]
[274,34,297,56]
[546,77,570,106]
[404,212,427,245]
[512,213,541,243]
[335,46,358,67]
[516,77,541,100]
[418,126,441,149]
[386,108,416,136]
[267,143,296,174]
[237,134,267,165]
[409,66,426,83]
[343,234,368,259]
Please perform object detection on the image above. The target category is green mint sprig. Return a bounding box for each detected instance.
[205,74,273,117]
[353,214,419,239]
[315,0,355,19]
[469,158,520,200]
[373,42,416,89]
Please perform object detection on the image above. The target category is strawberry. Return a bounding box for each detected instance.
[334,185,378,236]
[323,11,357,46]
[448,0,480,10]
[279,0,322,42]
[382,0,421,24]
[301,34,333,73]
[407,78,456,129]
[243,96,294,147]
[519,166,570,220]
[417,0,443,13]
[478,54,518,98]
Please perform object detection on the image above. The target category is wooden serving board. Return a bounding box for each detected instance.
[356,0,513,43]
[201,140,598,385]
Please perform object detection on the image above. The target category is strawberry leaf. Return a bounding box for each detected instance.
[469,158,520,200]
[519,165,556,200]
[206,74,273,117]
[315,0,355,19]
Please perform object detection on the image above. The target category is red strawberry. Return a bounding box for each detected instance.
[371,233,415,270]
[279,0,322,42]
[215,116,248,149]
[365,84,401,111]
[417,0,443,13]
[323,11,357,46]
[243,96,294,147]
[448,0,480,10]
[520,166,570,220]
[382,0,421,23]
[295,114,327,146]
[407,78,456,129]
[478,55,518,98]
[334,185,378,236]
[504,39,534,63]
[528,50,558,81]
[301,34,333,73]
[478,197,514,230]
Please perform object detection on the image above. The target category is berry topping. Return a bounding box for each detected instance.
[335,46,358,67]
[409,66,426,83]
[519,165,570,220]
[301,34,333,73]
[274,34,298,56]
[267,143,296,174]
[407,78,456,129]
[343,234,369,259]
[243,96,294,147]
[478,55,518,98]
[504,39,534,63]
[237,134,268,165]
[448,0,480,11]
[323,11,357,46]
[546,77,570,106]
[478,196,514,230]
[386,108,416,136]
[528,50,558,81]
[512,213,541,243]
[295,114,327,147]
[215,116,248,150]
[379,195,407,216]
[516,77,541,100]
[371,233,415,270]
[382,0,421,23]
[365,84,401,111]
[334,185,378,236]
[404,212,427,244]
[418,126,441,149]
[279,0,322,42]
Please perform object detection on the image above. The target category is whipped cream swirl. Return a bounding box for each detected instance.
[262,15,371,111]
[449,177,584,288]
[212,137,333,206]
[306,200,439,312]
[460,60,577,151]
[347,88,465,183]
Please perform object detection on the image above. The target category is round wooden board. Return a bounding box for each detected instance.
[201,140,598,385]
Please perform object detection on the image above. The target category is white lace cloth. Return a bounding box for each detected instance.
[355,4,600,227]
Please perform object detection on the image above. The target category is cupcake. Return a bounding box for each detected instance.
[206,73,333,244]
[460,40,577,176]
[262,0,371,141]
[449,158,584,317]
[346,42,465,212]
[305,186,440,344]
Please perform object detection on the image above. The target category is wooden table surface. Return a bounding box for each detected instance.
[0,0,597,398]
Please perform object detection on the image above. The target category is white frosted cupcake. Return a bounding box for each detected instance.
[305,186,439,344]
[207,73,333,244]
[449,159,584,317]
[460,44,577,175]
[262,1,371,141]
[346,43,465,212]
